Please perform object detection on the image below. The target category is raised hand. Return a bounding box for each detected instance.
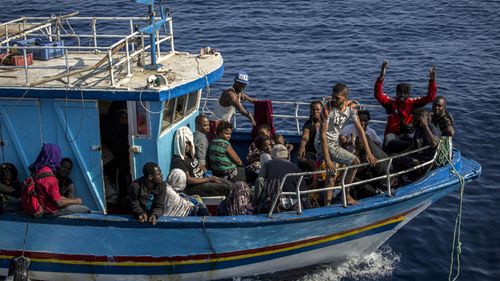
[380,60,388,79]
[429,65,436,81]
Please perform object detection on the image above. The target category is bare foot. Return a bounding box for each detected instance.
[346,195,358,206]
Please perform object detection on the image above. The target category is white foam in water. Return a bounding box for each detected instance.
[298,245,401,281]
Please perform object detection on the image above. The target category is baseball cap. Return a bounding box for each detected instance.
[234,71,249,84]
[271,144,289,160]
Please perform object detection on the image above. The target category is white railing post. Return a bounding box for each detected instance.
[295,102,300,134]
[107,49,115,87]
[341,168,348,207]
[64,49,70,85]
[125,39,131,77]
[23,48,29,84]
[296,175,304,215]
[129,19,135,52]
[386,158,393,196]
[156,29,161,59]
[92,18,97,51]
[168,18,175,53]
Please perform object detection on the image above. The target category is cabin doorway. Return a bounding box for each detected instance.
[98,101,131,212]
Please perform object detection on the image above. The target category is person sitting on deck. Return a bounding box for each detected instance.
[315,83,377,205]
[246,124,274,184]
[0,163,22,213]
[256,135,273,169]
[298,101,322,158]
[56,158,75,199]
[254,145,311,214]
[129,162,166,225]
[394,108,441,179]
[172,126,231,197]
[431,96,455,137]
[208,121,246,183]
[341,110,383,152]
[217,181,254,216]
[193,114,211,172]
[163,169,209,217]
[211,71,257,126]
[28,144,89,217]
[273,133,294,153]
[374,60,437,154]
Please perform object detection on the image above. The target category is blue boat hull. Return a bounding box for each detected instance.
[0,152,481,280]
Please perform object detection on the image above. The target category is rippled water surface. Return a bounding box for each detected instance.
[1,0,499,280]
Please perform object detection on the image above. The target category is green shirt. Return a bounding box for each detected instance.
[209,139,237,173]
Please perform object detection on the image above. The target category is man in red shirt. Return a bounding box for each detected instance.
[374,60,437,153]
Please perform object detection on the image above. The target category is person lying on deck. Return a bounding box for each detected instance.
[28,143,89,217]
[129,162,166,225]
[172,126,231,197]
[208,121,246,183]
[315,83,377,206]
[298,101,322,158]
[374,60,437,154]
[211,71,257,126]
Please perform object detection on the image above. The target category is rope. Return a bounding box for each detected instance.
[201,216,217,260]
[436,138,465,281]
[21,216,30,256]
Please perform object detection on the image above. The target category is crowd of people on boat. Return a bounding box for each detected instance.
[0,60,455,222]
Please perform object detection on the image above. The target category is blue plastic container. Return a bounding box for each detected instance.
[13,38,64,60]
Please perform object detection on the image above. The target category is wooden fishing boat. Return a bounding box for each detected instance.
[0,1,481,280]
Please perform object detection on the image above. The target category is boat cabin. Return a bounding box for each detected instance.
[0,12,223,212]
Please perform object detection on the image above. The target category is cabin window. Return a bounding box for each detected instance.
[174,95,186,123]
[161,99,175,132]
[135,102,149,136]
[186,90,200,115]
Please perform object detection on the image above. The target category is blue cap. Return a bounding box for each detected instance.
[234,71,249,84]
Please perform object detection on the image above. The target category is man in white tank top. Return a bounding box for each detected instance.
[212,71,257,126]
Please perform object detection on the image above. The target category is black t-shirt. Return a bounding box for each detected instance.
[302,119,318,154]
[172,155,204,186]
[413,123,441,161]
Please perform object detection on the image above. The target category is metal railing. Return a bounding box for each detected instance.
[266,139,452,217]
[0,16,175,87]
[201,97,385,135]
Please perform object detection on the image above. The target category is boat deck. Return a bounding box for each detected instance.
[0,51,223,91]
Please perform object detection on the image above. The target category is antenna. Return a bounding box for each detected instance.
[132,0,167,70]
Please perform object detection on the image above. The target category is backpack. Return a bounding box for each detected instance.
[21,171,55,218]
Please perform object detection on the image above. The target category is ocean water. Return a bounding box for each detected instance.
[1,0,499,280]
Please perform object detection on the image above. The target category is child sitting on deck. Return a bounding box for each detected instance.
[209,121,246,183]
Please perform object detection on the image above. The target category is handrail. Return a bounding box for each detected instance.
[266,141,447,218]
[0,15,175,87]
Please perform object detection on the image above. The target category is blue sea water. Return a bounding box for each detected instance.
[1,0,499,280]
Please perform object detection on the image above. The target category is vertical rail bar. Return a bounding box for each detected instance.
[92,18,97,51]
[125,39,131,76]
[64,49,70,85]
[341,168,348,207]
[129,19,135,52]
[107,49,115,87]
[156,29,161,58]
[168,18,175,53]
[296,175,304,215]
[23,49,29,85]
[295,102,300,134]
[386,158,393,196]
[48,26,52,42]
[5,26,9,46]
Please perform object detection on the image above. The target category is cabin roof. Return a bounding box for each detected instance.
[0,52,224,101]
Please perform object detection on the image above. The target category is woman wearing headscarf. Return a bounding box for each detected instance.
[171,126,231,197]
[217,181,254,216]
[28,143,89,216]
[164,169,209,216]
